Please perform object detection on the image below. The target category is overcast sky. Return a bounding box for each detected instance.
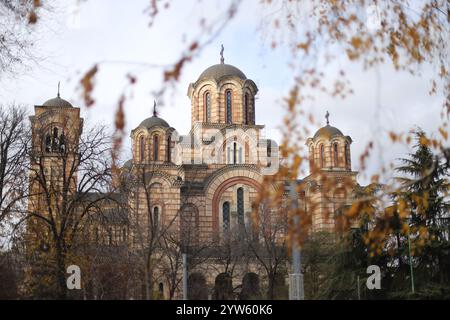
[0,0,446,185]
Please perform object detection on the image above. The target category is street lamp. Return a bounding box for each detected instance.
[289,181,304,300]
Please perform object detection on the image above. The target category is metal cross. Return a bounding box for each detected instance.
[220,44,224,64]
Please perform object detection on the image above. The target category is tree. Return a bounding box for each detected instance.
[24,124,115,299]
[245,202,289,299]
[0,0,43,76]
[0,104,29,245]
[391,129,450,297]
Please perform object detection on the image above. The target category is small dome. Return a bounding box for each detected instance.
[42,96,73,108]
[122,159,132,169]
[139,115,169,129]
[197,64,246,82]
[313,125,344,140]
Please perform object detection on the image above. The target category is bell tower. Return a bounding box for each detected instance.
[303,112,357,232]
[28,88,83,218]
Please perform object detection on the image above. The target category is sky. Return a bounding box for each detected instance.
[0,0,447,185]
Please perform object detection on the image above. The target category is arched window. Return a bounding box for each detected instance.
[204,92,211,123]
[139,136,145,162]
[233,142,237,164]
[226,90,232,124]
[153,135,159,161]
[320,144,325,168]
[167,136,171,162]
[237,187,244,227]
[158,282,164,296]
[223,202,230,236]
[333,143,339,167]
[345,143,350,168]
[244,93,249,125]
[309,146,315,170]
[250,96,255,124]
[153,206,159,229]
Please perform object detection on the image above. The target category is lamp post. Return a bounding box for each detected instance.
[289,181,304,300]
[407,233,415,294]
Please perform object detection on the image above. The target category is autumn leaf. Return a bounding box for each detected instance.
[80,64,98,107]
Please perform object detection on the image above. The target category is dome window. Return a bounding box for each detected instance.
[204,92,211,123]
[226,90,232,124]
[139,136,145,162]
[320,144,325,168]
[333,143,339,167]
[153,135,159,161]
[244,93,249,125]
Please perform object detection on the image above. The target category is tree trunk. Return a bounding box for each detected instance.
[55,241,67,299]
[145,257,153,300]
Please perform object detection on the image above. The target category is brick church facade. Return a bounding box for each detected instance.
[27,55,360,299]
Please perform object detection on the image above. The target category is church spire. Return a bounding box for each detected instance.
[220,44,224,64]
[325,110,330,125]
[57,81,61,98]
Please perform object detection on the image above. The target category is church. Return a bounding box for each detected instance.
[26,52,360,299]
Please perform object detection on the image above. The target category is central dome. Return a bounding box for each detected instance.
[197,64,246,82]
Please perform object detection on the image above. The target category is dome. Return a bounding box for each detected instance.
[313,125,344,140]
[197,64,246,82]
[139,115,169,129]
[42,96,74,108]
[122,159,132,169]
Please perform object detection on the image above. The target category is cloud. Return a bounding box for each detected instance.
[0,0,446,185]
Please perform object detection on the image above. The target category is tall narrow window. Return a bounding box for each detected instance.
[333,143,339,167]
[226,90,232,124]
[233,142,237,164]
[139,136,145,162]
[249,96,255,124]
[153,206,159,229]
[345,143,350,168]
[223,202,230,236]
[244,93,249,125]
[167,136,171,162]
[204,92,211,123]
[309,146,315,170]
[153,135,159,161]
[237,187,244,227]
[320,144,325,168]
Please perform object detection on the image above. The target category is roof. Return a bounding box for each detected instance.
[42,96,74,108]
[139,115,170,129]
[122,159,133,169]
[313,125,344,140]
[197,63,247,82]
